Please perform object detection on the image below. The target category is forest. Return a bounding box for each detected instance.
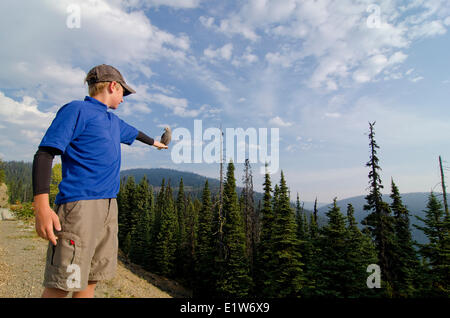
[0,122,448,298]
[116,122,449,298]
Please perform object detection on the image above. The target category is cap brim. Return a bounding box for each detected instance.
[121,82,136,96]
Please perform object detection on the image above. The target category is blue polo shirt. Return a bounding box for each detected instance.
[40,96,139,204]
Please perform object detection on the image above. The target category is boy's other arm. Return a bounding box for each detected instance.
[136,131,168,149]
[32,146,62,246]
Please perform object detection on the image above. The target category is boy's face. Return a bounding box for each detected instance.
[109,81,124,109]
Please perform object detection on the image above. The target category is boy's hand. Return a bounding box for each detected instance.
[153,140,168,150]
[33,194,61,246]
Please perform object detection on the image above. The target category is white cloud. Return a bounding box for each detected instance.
[232,46,259,67]
[269,116,293,127]
[408,20,447,38]
[411,76,425,82]
[124,0,202,9]
[199,16,215,28]
[126,84,220,118]
[0,92,56,160]
[0,0,192,105]
[210,0,449,90]
[324,112,342,118]
[204,43,233,61]
[0,92,54,129]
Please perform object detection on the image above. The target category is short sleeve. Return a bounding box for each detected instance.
[119,118,139,145]
[39,103,85,153]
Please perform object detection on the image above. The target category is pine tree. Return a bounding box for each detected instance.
[309,211,319,239]
[183,198,198,287]
[254,165,276,297]
[389,179,419,297]
[414,193,450,297]
[118,176,136,255]
[195,180,215,297]
[270,171,304,297]
[129,176,152,265]
[297,204,316,298]
[314,198,350,297]
[241,159,256,275]
[174,178,186,278]
[345,203,380,297]
[152,179,178,276]
[216,161,251,297]
[295,193,306,241]
[362,122,396,294]
[313,197,318,225]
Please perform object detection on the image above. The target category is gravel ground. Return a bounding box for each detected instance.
[0,218,191,298]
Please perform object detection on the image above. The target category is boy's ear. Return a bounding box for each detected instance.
[107,81,116,93]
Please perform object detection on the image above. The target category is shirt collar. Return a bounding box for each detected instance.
[84,96,108,111]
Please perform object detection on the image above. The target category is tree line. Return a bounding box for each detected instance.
[117,122,449,298]
[0,160,33,204]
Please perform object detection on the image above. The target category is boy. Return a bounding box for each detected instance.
[32,64,167,298]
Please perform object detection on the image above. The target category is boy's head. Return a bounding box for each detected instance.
[85,64,135,97]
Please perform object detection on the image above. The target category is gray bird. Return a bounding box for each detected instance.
[159,126,171,150]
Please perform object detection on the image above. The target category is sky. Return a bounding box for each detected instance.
[0,0,449,204]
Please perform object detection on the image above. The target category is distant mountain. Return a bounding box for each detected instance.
[120,168,265,204]
[120,168,220,192]
[317,193,443,245]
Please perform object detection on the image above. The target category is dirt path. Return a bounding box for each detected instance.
[0,218,191,298]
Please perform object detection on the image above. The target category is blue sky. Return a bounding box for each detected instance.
[0,0,449,203]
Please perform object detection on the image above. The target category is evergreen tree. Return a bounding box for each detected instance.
[302,203,321,298]
[183,198,198,287]
[295,193,306,241]
[389,179,419,297]
[174,178,187,278]
[270,171,304,297]
[195,180,215,297]
[129,176,152,266]
[313,197,318,225]
[315,198,350,297]
[254,164,276,297]
[241,159,256,276]
[414,193,450,297]
[118,176,136,255]
[216,161,251,297]
[152,179,178,276]
[309,211,319,239]
[297,204,316,298]
[362,122,396,294]
[345,203,380,297]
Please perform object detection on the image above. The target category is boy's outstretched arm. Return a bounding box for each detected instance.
[136,131,168,149]
[32,147,62,246]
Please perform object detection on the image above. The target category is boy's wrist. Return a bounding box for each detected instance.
[33,193,51,212]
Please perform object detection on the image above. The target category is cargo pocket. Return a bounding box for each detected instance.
[51,232,82,268]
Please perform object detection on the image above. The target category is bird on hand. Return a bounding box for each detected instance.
[159,126,171,150]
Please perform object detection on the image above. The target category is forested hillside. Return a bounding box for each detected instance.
[1,161,33,204]
[116,122,449,298]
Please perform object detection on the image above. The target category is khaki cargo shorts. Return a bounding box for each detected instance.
[43,198,118,292]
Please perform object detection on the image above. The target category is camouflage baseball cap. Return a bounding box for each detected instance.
[85,64,136,96]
